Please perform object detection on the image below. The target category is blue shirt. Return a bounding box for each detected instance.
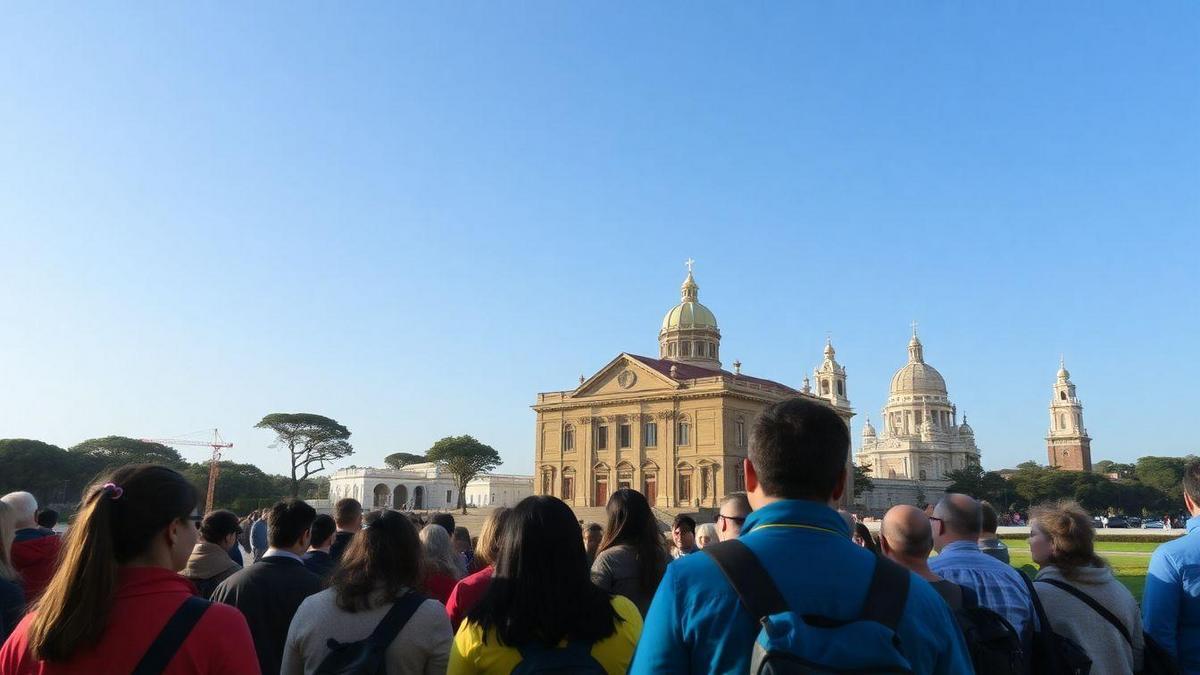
[250,519,269,556]
[629,500,971,674]
[931,539,1035,638]
[1143,515,1200,672]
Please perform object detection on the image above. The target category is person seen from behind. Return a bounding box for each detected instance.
[329,497,362,562]
[449,495,642,674]
[879,505,975,610]
[453,526,474,575]
[0,491,61,604]
[1143,458,1200,671]
[181,509,243,599]
[978,500,1010,564]
[0,465,259,673]
[419,524,462,604]
[34,510,56,536]
[590,488,670,617]
[852,522,879,555]
[282,509,453,674]
[431,513,456,537]
[930,493,1036,644]
[1029,500,1142,675]
[630,397,970,674]
[715,492,751,541]
[446,507,511,632]
[0,500,26,644]
[670,515,697,559]
[249,507,269,562]
[211,499,322,675]
[302,514,337,579]
[583,522,603,565]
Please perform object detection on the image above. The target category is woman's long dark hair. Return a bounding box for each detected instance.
[29,464,197,662]
[467,496,620,646]
[596,488,667,595]
[330,509,422,612]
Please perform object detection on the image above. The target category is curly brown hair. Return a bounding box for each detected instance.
[1030,500,1104,578]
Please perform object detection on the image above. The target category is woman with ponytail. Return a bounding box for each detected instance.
[0,464,260,674]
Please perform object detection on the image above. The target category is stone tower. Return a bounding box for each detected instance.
[1046,359,1092,472]
[813,338,850,409]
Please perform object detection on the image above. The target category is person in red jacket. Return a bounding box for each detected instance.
[0,492,61,604]
[0,464,260,674]
[446,507,510,631]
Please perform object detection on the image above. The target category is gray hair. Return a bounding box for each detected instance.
[0,492,37,525]
[420,523,462,579]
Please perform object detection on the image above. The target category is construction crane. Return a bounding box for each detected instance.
[141,429,233,513]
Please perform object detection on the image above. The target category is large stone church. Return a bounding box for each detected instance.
[532,264,855,510]
[855,331,981,513]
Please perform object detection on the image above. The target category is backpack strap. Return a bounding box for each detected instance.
[367,591,427,647]
[131,596,210,675]
[702,539,788,619]
[1019,572,1047,634]
[1035,578,1133,646]
[859,557,910,631]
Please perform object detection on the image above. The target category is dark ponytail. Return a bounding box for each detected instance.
[28,464,197,661]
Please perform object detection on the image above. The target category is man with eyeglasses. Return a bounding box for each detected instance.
[715,493,751,542]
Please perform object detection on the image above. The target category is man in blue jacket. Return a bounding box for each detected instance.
[1143,459,1200,673]
[630,398,971,674]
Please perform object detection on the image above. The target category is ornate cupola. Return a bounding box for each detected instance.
[659,259,721,369]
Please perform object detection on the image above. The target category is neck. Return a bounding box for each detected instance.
[940,533,978,548]
[893,554,940,582]
[980,531,999,540]
[123,549,175,569]
[309,545,331,554]
[273,544,308,556]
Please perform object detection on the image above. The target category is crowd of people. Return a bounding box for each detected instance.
[0,396,1197,673]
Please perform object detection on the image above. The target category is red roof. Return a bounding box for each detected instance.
[628,354,799,395]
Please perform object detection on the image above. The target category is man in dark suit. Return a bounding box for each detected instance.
[302,514,337,578]
[212,499,322,675]
[329,497,362,562]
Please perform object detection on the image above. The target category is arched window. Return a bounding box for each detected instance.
[373,483,389,508]
[562,424,575,452]
[821,379,830,395]
[919,470,927,481]
[836,380,845,396]
[735,417,746,447]
[668,342,676,357]
[1060,391,1067,400]
[681,342,691,357]
[1059,413,1066,430]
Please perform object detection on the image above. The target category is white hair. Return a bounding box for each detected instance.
[0,492,37,527]
[420,524,462,580]
[696,522,719,547]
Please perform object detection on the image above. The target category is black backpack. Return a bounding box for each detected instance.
[314,591,426,675]
[952,593,1024,675]
[510,640,606,674]
[1036,578,1180,675]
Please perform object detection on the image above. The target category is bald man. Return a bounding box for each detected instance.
[929,494,1036,643]
[880,505,974,610]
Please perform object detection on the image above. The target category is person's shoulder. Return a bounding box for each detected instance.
[610,593,641,620]
[197,597,253,632]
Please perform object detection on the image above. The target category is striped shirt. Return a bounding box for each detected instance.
[931,539,1036,637]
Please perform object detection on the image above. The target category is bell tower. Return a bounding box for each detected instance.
[1046,358,1092,472]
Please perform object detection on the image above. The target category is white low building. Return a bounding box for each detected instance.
[465,473,535,507]
[329,462,534,511]
[329,463,458,511]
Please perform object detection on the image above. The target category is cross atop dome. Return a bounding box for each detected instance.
[685,257,695,273]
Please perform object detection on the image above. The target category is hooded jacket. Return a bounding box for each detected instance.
[181,541,241,599]
[10,529,61,603]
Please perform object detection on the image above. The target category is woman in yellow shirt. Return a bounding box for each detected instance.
[448,495,643,674]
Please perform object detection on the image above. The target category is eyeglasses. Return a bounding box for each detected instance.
[716,514,747,525]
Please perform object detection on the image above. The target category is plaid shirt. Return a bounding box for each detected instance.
[931,539,1036,637]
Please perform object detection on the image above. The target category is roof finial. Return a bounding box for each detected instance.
[685,257,694,273]
[579,374,585,385]
[911,319,919,337]
[733,359,742,375]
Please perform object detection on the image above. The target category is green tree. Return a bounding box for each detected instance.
[425,435,501,514]
[0,439,90,504]
[385,452,427,469]
[70,436,187,472]
[181,460,280,511]
[255,413,354,497]
[852,462,874,499]
[1135,456,1195,504]
[1095,460,1136,479]
[943,460,1011,506]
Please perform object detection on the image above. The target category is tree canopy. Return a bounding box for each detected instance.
[70,436,187,471]
[385,452,427,469]
[256,413,353,497]
[0,439,87,504]
[425,435,501,514]
[852,462,874,499]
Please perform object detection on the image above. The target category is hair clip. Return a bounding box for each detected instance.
[101,482,124,500]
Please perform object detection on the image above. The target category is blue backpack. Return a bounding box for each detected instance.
[705,540,914,674]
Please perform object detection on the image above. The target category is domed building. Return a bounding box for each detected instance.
[533,262,854,511]
[855,330,980,513]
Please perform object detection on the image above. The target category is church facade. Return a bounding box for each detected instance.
[532,265,855,510]
[855,331,981,513]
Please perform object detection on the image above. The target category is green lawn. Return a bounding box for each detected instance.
[1003,541,1157,601]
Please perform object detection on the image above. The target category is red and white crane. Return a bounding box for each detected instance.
[141,429,233,513]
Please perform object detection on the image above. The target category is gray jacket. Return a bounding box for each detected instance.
[1034,565,1143,675]
[591,543,668,616]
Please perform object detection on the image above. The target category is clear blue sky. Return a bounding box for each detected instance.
[1,4,1196,476]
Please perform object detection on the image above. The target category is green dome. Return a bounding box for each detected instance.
[661,301,719,331]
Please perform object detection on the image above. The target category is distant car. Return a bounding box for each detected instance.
[1092,516,1104,528]
[1127,516,1142,528]
[1106,516,1130,528]
[1144,521,1166,529]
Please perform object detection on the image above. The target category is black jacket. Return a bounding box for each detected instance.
[302,550,335,578]
[211,555,321,675]
[329,530,355,562]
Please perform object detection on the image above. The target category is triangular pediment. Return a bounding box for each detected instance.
[572,353,679,398]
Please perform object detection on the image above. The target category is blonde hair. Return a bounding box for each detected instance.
[1030,500,1105,578]
[474,507,510,568]
[420,524,462,580]
[0,501,20,581]
[696,522,719,546]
